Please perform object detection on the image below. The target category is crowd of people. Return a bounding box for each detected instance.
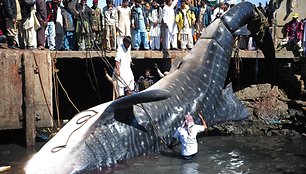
[0,0,275,52]
[0,0,304,54]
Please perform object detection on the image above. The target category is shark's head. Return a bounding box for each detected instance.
[24,103,115,174]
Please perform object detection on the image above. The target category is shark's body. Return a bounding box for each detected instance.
[25,2,275,174]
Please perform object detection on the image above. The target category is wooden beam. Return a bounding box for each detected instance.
[23,51,36,147]
[23,50,53,147]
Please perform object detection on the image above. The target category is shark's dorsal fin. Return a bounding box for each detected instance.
[109,89,171,131]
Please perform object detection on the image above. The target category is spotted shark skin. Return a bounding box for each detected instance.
[24,2,275,174]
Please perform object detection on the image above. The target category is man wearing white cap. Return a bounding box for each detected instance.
[169,112,208,159]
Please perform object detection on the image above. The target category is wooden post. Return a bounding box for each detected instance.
[23,51,53,147]
[23,52,36,147]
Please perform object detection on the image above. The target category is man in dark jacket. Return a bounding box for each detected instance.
[61,0,76,50]
[75,0,92,51]
[196,0,212,39]
[3,0,21,48]
[91,0,102,50]
[36,0,48,49]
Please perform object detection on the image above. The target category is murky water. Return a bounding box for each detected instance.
[1,136,305,174]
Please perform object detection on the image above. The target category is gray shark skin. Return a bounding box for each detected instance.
[24,2,275,174]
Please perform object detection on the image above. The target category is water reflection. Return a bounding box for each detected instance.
[182,162,199,174]
[209,150,248,174]
[228,151,244,170]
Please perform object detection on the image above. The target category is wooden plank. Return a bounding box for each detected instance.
[23,51,36,147]
[23,51,53,128]
[33,51,53,128]
[0,50,23,130]
[23,50,53,147]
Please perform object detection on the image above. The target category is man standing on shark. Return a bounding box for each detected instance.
[113,36,135,98]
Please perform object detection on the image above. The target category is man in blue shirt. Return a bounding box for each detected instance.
[131,0,150,50]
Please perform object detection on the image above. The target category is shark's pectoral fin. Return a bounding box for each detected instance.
[109,89,171,131]
[109,89,171,109]
[113,106,147,132]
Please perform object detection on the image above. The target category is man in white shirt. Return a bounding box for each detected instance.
[148,0,162,50]
[169,112,207,159]
[117,0,131,46]
[162,0,178,51]
[113,36,135,97]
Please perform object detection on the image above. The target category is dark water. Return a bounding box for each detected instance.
[1,136,306,174]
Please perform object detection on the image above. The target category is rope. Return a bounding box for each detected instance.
[52,53,62,128]
[233,36,242,88]
[51,51,82,130]
[56,75,81,113]
[85,51,102,102]
[51,109,98,153]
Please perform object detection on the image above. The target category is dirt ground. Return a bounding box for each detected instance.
[208,84,306,136]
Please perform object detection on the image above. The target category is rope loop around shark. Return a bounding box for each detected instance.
[24,2,276,174]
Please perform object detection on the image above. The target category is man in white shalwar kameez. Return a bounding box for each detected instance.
[113,36,135,97]
[148,0,162,50]
[162,0,178,50]
[117,0,131,46]
[22,5,39,49]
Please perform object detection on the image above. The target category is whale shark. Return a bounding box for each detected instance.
[24,2,275,174]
